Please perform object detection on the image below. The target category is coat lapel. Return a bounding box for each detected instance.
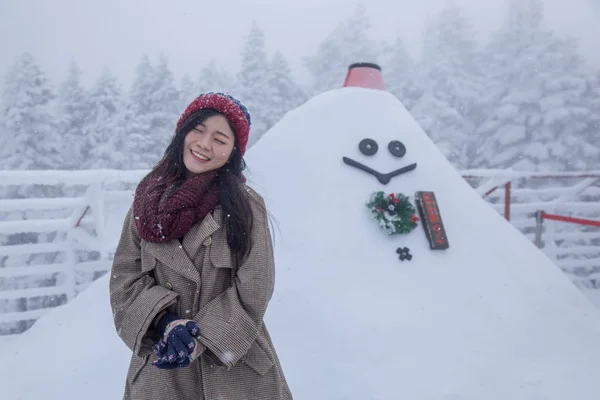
[142,207,221,283]
[143,239,199,282]
[183,206,221,260]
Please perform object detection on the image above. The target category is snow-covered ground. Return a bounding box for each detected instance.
[1,87,600,399]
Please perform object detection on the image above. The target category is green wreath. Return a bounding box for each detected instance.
[366,191,419,235]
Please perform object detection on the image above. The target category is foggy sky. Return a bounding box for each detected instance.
[1,0,599,88]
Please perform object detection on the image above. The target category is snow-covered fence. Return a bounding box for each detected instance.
[0,169,148,336]
[463,169,600,295]
[2,168,599,335]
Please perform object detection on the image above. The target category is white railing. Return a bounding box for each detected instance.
[0,169,149,336]
[1,168,599,335]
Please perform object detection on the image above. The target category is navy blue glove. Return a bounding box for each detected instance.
[152,313,203,369]
[152,348,191,370]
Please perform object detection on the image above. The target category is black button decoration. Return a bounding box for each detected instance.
[388,140,406,158]
[387,203,397,215]
[359,138,378,156]
[396,247,412,261]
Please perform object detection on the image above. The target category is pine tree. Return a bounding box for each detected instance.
[120,54,157,168]
[115,107,155,169]
[303,3,380,94]
[0,95,6,153]
[56,62,93,169]
[236,21,274,148]
[120,54,180,168]
[178,60,237,113]
[197,59,236,94]
[381,35,420,110]
[534,36,598,171]
[129,54,154,115]
[583,71,600,168]
[0,53,59,170]
[268,50,307,129]
[179,73,197,112]
[148,54,180,148]
[410,4,483,169]
[476,0,598,171]
[475,0,544,170]
[87,67,123,169]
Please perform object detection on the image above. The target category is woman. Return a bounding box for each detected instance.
[109,92,293,399]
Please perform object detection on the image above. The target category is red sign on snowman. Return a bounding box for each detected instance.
[415,191,449,250]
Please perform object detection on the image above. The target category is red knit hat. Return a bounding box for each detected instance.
[176,92,252,156]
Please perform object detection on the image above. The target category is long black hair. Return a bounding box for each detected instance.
[140,108,257,259]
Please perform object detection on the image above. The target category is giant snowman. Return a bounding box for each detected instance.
[1,64,600,400]
[244,64,600,399]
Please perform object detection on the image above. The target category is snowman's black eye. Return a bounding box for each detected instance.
[388,140,406,158]
[359,138,378,156]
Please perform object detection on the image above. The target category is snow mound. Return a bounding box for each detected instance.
[0,276,129,399]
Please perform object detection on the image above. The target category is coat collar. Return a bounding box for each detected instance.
[142,206,222,282]
[182,205,222,259]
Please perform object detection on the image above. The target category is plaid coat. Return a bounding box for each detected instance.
[109,187,293,400]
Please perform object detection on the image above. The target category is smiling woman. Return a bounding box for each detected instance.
[109,92,293,400]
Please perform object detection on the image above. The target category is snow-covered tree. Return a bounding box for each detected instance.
[584,71,600,167]
[410,4,484,169]
[0,53,59,169]
[0,86,6,146]
[56,62,93,169]
[475,0,598,171]
[197,60,236,94]
[178,73,197,112]
[118,54,180,168]
[534,37,599,171]
[268,50,307,128]
[120,55,158,168]
[148,54,180,147]
[86,67,123,169]
[381,35,420,110]
[177,60,238,113]
[236,21,275,147]
[113,107,155,169]
[129,54,154,116]
[304,4,380,94]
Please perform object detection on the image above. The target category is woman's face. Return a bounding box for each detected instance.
[182,115,236,177]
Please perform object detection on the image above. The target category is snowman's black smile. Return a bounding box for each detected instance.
[342,157,417,184]
[343,138,417,184]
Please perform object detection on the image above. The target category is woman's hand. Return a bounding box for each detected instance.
[152,319,204,369]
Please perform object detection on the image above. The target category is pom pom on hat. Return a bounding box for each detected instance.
[176,92,251,156]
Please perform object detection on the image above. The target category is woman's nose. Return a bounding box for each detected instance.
[196,135,211,150]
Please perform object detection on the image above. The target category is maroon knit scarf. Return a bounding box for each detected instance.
[133,168,220,243]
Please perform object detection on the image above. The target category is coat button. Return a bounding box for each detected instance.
[165,282,173,290]
[205,236,212,246]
